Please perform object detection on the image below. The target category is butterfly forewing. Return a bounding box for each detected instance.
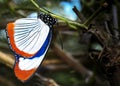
[7,18,50,58]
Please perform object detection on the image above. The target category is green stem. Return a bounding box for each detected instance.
[83,3,104,26]
[30,0,48,13]
[30,0,87,29]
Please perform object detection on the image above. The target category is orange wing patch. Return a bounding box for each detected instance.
[14,63,36,81]
[7,23,35,57]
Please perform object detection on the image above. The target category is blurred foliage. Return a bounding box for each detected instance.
[0,0,87,86]
[0,0,120,86]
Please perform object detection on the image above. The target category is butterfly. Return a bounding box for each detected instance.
[6,13,56,81]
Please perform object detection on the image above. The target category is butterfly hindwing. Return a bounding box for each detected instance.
[6,18,50,58]
[14,31,52,81]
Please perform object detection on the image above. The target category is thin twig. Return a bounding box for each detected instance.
[83,1,108,26]
[83,5,103,26]
[73,6,86,23]
[30,0,87,29]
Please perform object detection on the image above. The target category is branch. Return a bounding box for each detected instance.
[83,1,110,27]
[0,51,60,86]
[0,51,14,68]
[30,0,87,29]
[73,6,86,23]
[51,43,93,82]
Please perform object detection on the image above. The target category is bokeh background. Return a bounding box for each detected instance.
[0,0,120,86]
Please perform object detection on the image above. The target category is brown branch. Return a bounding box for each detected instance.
[73,6,86,23]
[51,43,93,80]
[0,51,60,86]
[35,73,60,86]
[0,51,14,68]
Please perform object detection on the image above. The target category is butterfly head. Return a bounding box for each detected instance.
[38,13,56,28]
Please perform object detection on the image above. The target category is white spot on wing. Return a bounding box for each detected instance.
[18,54,45,70]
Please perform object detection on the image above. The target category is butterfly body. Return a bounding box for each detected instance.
[6,13,56,81]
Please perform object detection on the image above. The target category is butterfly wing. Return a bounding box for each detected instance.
[14,31,52,81]
[6,18,50,57]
